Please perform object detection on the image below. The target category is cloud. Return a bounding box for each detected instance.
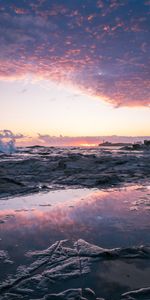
[0,129,24,140]
[1,130,149,147]
[37,134,150,146]
[0,0,149,106]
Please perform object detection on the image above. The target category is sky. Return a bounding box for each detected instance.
[0,0,150,146]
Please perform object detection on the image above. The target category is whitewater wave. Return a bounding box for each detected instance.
[0,139,16,154]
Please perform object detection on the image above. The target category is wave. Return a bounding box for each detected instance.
[0,139,16,154]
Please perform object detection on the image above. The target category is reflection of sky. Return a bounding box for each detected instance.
[0,0,150,138]
[0,188,150,300]
[0,186,150,252]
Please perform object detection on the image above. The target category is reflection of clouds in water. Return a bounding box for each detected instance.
[0,187,149,242]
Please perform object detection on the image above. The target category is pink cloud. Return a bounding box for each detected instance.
[0,0,149,107]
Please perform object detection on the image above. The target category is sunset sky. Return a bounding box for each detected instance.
[0,0,150,145]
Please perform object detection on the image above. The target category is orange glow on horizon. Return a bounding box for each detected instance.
[79,143,97,147]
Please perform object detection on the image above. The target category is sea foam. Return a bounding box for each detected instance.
[0,139,16,154]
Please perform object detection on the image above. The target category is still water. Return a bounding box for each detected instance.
[0,185,150,299]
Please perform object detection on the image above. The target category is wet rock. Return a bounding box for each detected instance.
[0,149,150,198]
[0,240,150,300]
[121,287,150,299]
[35,288,84,300]
[31,288,104,300]
[0,250,12,264]
[95,174,122,186]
